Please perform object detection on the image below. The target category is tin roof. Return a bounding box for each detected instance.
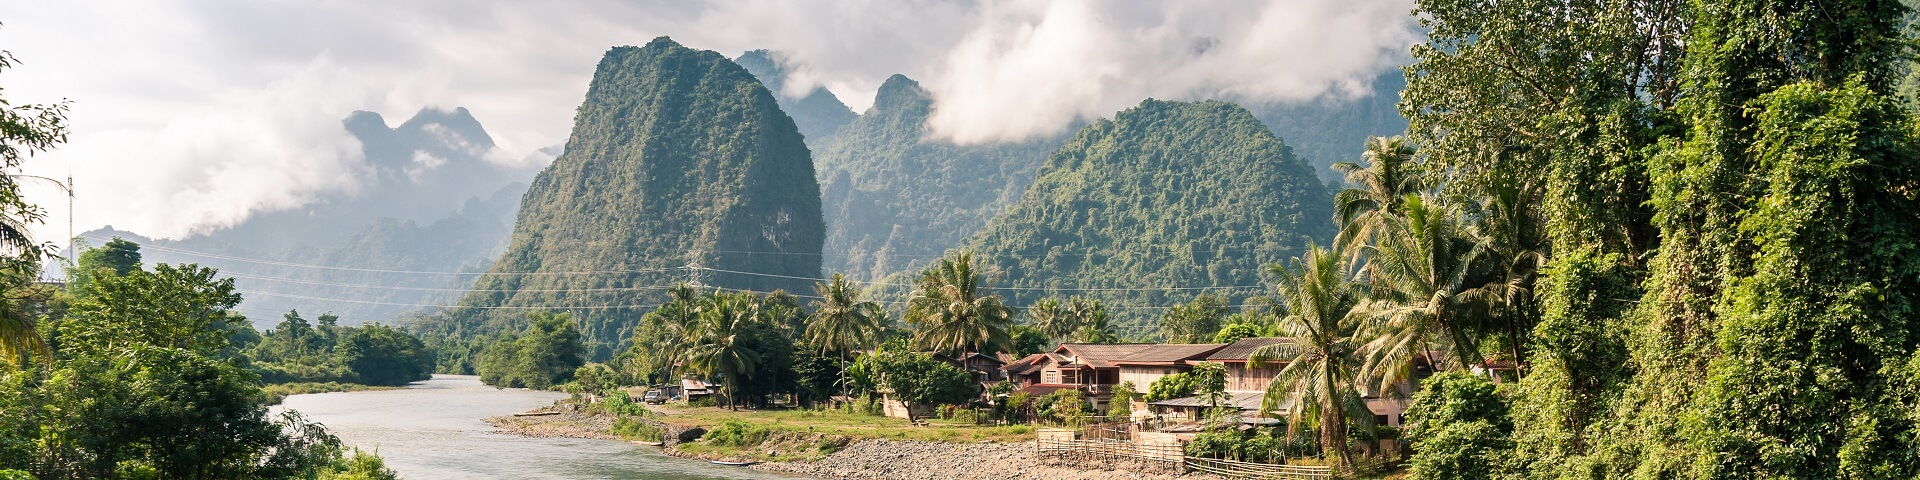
[1147,391,1289,412]
[1204,337,1292,362]
[1110,343,1230,365]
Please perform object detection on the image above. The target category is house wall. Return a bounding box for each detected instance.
[1223,362,1280,393]
[1118,365,1183,392]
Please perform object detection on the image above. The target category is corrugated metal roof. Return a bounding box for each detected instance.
[1057,344,1158,368]
[1205,337,1291,362]
[1110,343,1230,364]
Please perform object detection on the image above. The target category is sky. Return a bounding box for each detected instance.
[0,0,1419,243]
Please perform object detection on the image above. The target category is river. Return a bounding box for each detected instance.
[279,375,799,479]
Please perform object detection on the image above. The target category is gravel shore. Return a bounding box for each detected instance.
[752,439,1221,480]
[488,405,1219,480]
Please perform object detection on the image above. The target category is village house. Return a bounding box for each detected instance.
[999,343,1164,411]
[1145,337,1431,428]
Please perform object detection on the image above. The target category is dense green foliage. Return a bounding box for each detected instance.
[478,312,586,389]
[624,289,811,408]
[961,99,1331,335]
[870,350,975,421]
[1383,0,1920,477]
[1,258,395,478]
[251,310,435,386]
[813,75,1063,281]
[422,37,826,366]
[1403,372,1511,480]
[906,251,1015,354]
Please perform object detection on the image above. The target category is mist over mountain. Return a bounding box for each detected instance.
[1250,71,1410,185]
[735,49,857,146]
[77,107,546,325]
[814,74,1064,282]
[959,99,1333,334]
[416,37,824,363]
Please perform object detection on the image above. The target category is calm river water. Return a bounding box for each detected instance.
[279,375,799,479]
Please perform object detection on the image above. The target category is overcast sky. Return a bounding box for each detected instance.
[0,0,1418,242]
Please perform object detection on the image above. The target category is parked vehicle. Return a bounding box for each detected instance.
[642,390,667,404]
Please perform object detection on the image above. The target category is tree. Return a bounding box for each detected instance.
[1109,381,1139,420]
[1250,244,1371,473]
[64,263,244,357]
[1213,323,1268,344]
[1403,371,1512,480]
[1330,135,1422,256]
[1025,297,1074,341]
[684,295,762,410]
[1359,195,1495,386]
[1160,294,1229,343]
[478,312,585,390]
[907,251,1014,355]
[873,351,974,422]
[807,273,884,397]
[68,238,141,292]
[1145,371,1195,402]
[337,324,435,386]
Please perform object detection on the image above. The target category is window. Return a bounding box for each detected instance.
[1375,415,1389,426]
[1043,371,1060,384]
[1162,369,1171,375]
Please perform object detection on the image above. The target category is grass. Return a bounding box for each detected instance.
[260,382,403,405]
[649,403,1035,444]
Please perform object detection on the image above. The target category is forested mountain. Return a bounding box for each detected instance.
[735,49,856,145]
[77,107,543,325]
[815,74,1063,281]
[416,37,825,363]
[1250,71,1410,185]
[959,99,1332,335]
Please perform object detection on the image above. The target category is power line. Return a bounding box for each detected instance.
[79,234,691,277]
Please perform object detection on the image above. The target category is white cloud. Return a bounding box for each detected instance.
[0,0,1417,241]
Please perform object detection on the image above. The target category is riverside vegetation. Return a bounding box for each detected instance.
[464,1,1920,477]
[0,51,408,476]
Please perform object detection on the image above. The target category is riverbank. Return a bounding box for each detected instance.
[487,399,1221,480]
[261,382,404,405]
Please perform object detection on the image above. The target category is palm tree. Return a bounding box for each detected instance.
[1064,297,1117,343]
[1331,136,1423,257]
[1470,173,1546,379]
[684,294,762,410]
[1249,244,1372,473]
[907,251,1014,355]
[1359,194,1498,390]
[1026,297,1076,342]
[0,289,48,366]
[807,273,885,398]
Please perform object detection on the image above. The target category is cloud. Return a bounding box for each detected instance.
[0,0,1417,241]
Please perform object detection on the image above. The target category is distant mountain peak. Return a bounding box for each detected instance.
[871,74,929,114]
[734,48,855,145]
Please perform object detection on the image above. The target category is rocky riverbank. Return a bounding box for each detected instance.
[487,403,1219,479]
[484,406,620,440]
[751,439,1220,480]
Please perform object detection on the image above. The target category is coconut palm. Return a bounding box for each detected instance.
[1331,136,1423,257]
[1025,297,1075,341]
[1249,244,1372,473]
[684,294,762,410]
[1359,194,1498,391]
[807,273,885,397]
[1063,297,1117,343]
[1470,173,1546,379]
[907,251,1014,355]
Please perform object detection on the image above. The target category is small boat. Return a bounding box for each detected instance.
[709,460,758,467]
[512,411,560,417]
[631,440,664,447]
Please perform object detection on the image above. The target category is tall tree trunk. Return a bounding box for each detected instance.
[1324,362,1355,473]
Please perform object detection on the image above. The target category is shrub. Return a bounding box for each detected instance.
[612,417,664,441]
[1185,430,1241,459]
[704,420,772,447]
[1404,371,1512,480]
[689,396,718,408]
